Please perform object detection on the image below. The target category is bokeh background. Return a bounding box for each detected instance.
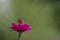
[0,0,60,40]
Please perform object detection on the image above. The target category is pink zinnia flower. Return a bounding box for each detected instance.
[11,18,31,32]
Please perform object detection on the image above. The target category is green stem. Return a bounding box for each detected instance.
[18,31,22,40]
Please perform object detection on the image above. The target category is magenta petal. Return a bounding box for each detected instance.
[12,23,17,27]
[28,27,32,30]
[16,24,23,30]
[22,24,32,31]
[18,24,23,27]
[23,24,30,28]
[11,23,18,31]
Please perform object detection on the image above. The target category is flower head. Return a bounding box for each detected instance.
[11,18,32,32]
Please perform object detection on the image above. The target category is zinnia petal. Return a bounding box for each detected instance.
[12,23,17,27]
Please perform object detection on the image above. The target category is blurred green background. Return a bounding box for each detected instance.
[0,0,60,40]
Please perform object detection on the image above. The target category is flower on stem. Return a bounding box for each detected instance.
[11,18,32,32]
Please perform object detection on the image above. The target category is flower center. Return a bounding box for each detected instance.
[18,18,24,24]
